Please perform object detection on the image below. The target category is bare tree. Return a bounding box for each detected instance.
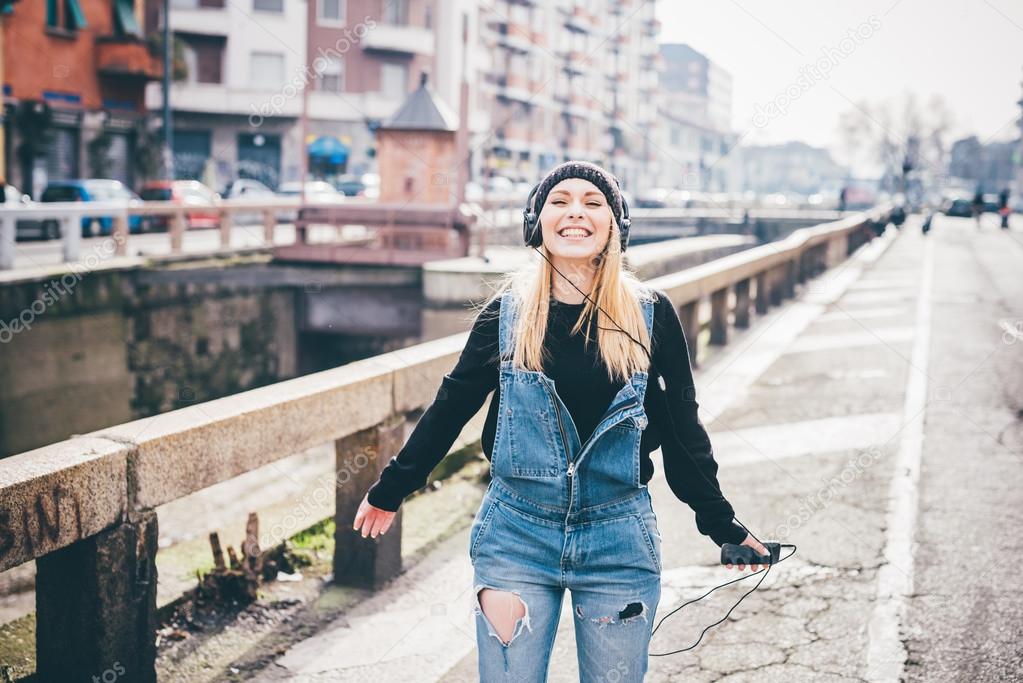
[838,92,955,194]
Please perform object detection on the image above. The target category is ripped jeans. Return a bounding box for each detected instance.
[470,481,662,682]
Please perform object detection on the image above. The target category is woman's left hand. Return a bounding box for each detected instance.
[724,534,771,572]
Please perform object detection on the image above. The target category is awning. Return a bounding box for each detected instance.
[307,136,349,165]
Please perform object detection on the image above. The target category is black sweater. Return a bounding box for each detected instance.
[366,289,748,547]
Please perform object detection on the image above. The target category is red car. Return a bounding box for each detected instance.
[139,180,221,230]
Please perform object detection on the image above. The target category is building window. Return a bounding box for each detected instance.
[46,0,88,32]
[180,33,226,83]
[380,62,408,99]
[253,0,283,12]
[172,0,226,7]
[251,51,286,89]
[318,0,344,24]
[316,56,344,93]
[113,0,143,38]
[383,0,409,25]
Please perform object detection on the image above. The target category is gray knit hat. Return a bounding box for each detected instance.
[527,160,624,228]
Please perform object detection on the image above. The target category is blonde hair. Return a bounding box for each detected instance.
[471,218,653,384]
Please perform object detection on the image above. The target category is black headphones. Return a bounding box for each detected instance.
[522,181,632,252]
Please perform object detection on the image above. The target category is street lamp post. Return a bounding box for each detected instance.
[162,0,173,179]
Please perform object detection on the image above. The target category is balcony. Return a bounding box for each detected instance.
[361,23,435,57]
[95,37,162,80]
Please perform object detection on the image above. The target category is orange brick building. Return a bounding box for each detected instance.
[1,0,160,196]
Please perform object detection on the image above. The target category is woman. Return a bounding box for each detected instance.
[353,161,767,681]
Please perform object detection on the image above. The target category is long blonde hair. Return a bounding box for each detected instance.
[472,218,653,384]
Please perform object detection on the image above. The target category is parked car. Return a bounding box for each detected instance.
[360,173,380,200]
[221,178,276,224]
[139,180,221,230]
[222,178,275,199]
[334,174,364,197]
[981,193,1001,214]
[4,184,53,241]
[277,181,345,203]
[942,197,973,218]
[38,180,144,237]
[634,187,673,208]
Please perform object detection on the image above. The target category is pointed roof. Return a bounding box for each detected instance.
[381,72,459,132]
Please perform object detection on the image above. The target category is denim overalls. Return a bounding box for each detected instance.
[469,288,663,682]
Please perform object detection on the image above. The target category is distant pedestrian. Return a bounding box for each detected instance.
[972,188,984,227]
[998,187,1010,229]
[839,186,848,212]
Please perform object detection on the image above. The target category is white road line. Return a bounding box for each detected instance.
[817,306,909,322]
[710,412,905,466]
[841,289,918,305]
[864,235,933,682]
[784,327,916,354]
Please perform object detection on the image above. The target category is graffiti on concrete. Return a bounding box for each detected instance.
[0,484,84,562]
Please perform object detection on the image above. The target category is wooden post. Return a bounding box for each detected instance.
[734,278,751,329]
[35,511,159,683]
[113,212,129,257]
[769,267,784,306]
[709,287,728,346]
[62,214,81,264]
[170,209,186,254]
[219,209,233,249]
[0,214,14,270]
[678,300,701,369]
[263,209,276,245]
[333,415,405,590]
[755,271,769,314]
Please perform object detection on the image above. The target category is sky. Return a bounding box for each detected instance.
[655,0,1023,169]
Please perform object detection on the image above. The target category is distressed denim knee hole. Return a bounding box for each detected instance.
[474,585,532,647]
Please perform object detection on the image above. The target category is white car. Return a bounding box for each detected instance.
[277,181,345,203]
[223,178,275,199]
[5,185,53,240]
[360,173,380,200]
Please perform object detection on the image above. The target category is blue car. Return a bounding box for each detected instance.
[39,180,145,238]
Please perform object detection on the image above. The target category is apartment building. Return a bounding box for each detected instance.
[305,0,436,181]
[2,0,160,196]
[144,0,308,189]
[473,0,663,191]
[655,42,739,192]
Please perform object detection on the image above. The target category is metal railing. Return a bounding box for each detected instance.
[0,197,314,270]
[0,204,891,679]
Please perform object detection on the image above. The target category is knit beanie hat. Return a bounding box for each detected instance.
[528,160,624,229]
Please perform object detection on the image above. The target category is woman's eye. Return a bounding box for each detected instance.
[587,202,600,207]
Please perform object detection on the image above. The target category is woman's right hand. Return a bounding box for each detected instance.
[352,492,396,539]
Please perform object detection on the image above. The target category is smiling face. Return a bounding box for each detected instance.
[538,178,614,263]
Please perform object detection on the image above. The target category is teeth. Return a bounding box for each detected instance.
[560,229,590,237]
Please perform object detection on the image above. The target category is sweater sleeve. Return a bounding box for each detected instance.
[365,297,501,512]
[647,289,748,548]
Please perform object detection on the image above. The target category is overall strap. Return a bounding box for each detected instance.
[641,289,656,347]
[498,290,518,362]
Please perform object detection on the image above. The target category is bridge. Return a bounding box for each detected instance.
[1,207,1021,682]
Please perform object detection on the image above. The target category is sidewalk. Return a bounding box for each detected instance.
[247,223,913,681]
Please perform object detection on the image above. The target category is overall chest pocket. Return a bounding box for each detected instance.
[503,383,565,478]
